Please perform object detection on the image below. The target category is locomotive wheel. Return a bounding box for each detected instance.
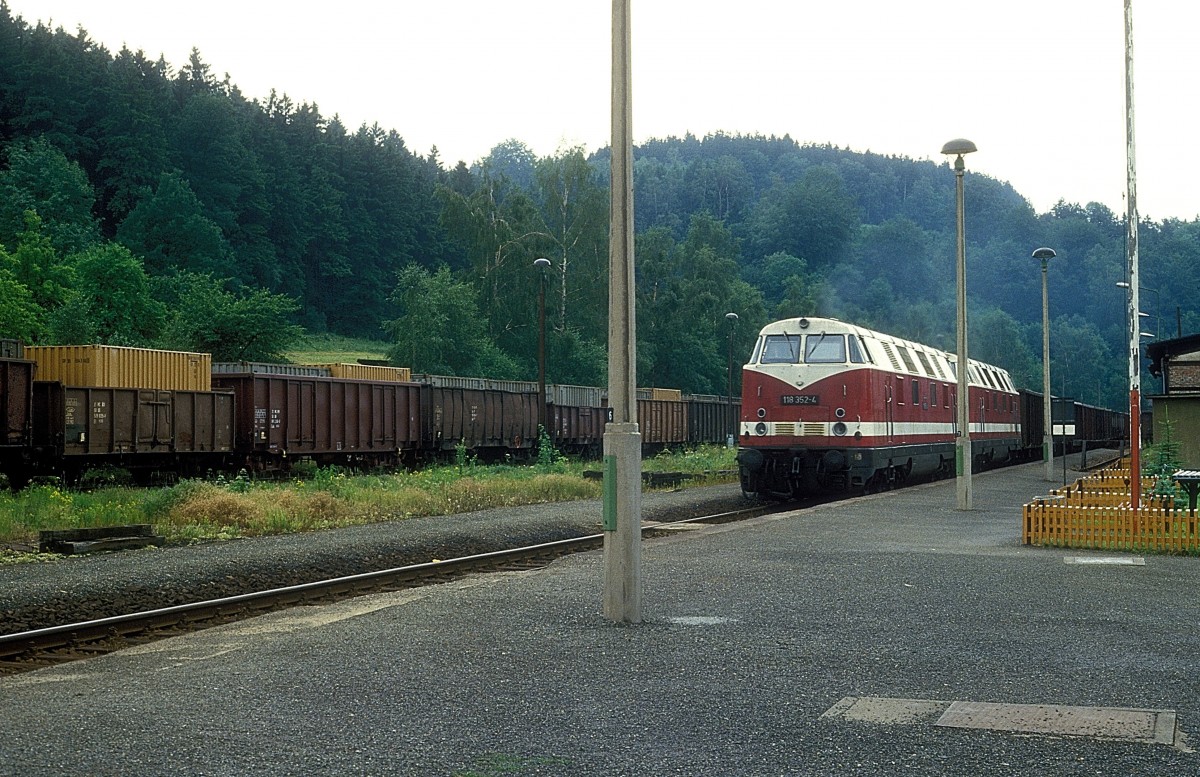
[739,473,759,499]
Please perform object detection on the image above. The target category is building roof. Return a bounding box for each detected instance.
[1145,333,1200,378]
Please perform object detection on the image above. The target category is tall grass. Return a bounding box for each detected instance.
[0,447,736,554]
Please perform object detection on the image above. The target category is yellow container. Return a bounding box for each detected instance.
[309,363,413,382]
[650,387,683,401]
[26,345,211,391]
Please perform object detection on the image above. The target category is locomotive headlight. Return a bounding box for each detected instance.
[833,422,848,436]
[757,408,766,419]
[755,422,767,436]
[835,407,846,418]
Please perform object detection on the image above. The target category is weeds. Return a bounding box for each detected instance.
[0,447,737,553]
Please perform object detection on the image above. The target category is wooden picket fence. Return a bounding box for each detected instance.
[1022,461,1199,552]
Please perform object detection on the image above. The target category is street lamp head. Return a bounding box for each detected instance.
[1116,281,1131,289]
[533,257,551,270]
[1032,247,1056,261]
[725,312,739,322]
[941,138,977,157]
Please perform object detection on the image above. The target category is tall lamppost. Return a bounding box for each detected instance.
[942,138,976,510]
[534,257,551,437]
[1033,247,1057,481]
[725,312,739,448]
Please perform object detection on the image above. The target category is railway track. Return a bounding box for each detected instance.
[2,450,1120,678]
[0,503,785,677]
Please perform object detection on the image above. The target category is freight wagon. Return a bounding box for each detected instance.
[211,371,422,471]
[31,383,235,483]
[0,355,35,487]
[0,342,752,486]
[412,374,539,460]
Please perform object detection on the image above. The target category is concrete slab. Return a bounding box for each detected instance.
[822,696,951,725]
[824,696,1179,748]
[936,700,1177,745]
[1063,556,1146,565]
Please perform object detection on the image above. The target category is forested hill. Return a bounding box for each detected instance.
[1,5,1197,411]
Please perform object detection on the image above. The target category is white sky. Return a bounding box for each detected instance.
[10,1,1200,220]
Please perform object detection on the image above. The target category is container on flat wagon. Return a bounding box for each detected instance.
[307,363,412,382]
[650,387,683,401]
[214,362,332,377]
[0,339,24,359]
[26,345,211,392]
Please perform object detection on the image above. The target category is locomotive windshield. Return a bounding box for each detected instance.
[804,333,846,363]
[760,334,802,363]
[758,332,852,364]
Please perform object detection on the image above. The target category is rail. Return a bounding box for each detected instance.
[0,503,781,675]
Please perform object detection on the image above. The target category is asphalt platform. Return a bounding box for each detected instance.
[3,458,1199,776]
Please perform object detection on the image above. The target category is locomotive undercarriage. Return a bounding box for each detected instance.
[738,438,1021,499]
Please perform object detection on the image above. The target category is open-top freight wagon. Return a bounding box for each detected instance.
[0,341,749,486]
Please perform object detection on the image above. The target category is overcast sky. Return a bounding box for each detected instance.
[10,1,1200,220]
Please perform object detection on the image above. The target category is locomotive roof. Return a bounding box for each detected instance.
[755,317,1015,391]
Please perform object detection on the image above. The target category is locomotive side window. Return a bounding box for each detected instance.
[911,380,920,406]
[804,333,846,363]
[848,336,867,364]
[761,334,802,363]
[750,336,765,364]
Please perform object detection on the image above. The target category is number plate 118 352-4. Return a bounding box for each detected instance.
[781,394,819,406]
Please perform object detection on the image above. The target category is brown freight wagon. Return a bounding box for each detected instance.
[414,375,539,460]
[0,356,35,486]
[31,382,234,483]
[601,391,689,454]
[638,397,688,451]
[547,384,605,456]
[211,372,422,470]
[686,393,740,446]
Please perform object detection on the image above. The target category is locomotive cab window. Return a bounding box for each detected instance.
[804,333,846,364]
[848,335,868,364]
[760,334,802,363]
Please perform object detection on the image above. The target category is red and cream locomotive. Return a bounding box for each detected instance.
[736,317,1021,498]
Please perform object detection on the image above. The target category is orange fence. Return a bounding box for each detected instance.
[1023,500,1200,552]
[1022,460,1199,552]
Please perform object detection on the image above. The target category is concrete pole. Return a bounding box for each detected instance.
[953,155,972,510]
[603,0,641,623]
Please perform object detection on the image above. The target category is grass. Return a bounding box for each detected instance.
[285,333,392,365]
[0,446,738,561]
